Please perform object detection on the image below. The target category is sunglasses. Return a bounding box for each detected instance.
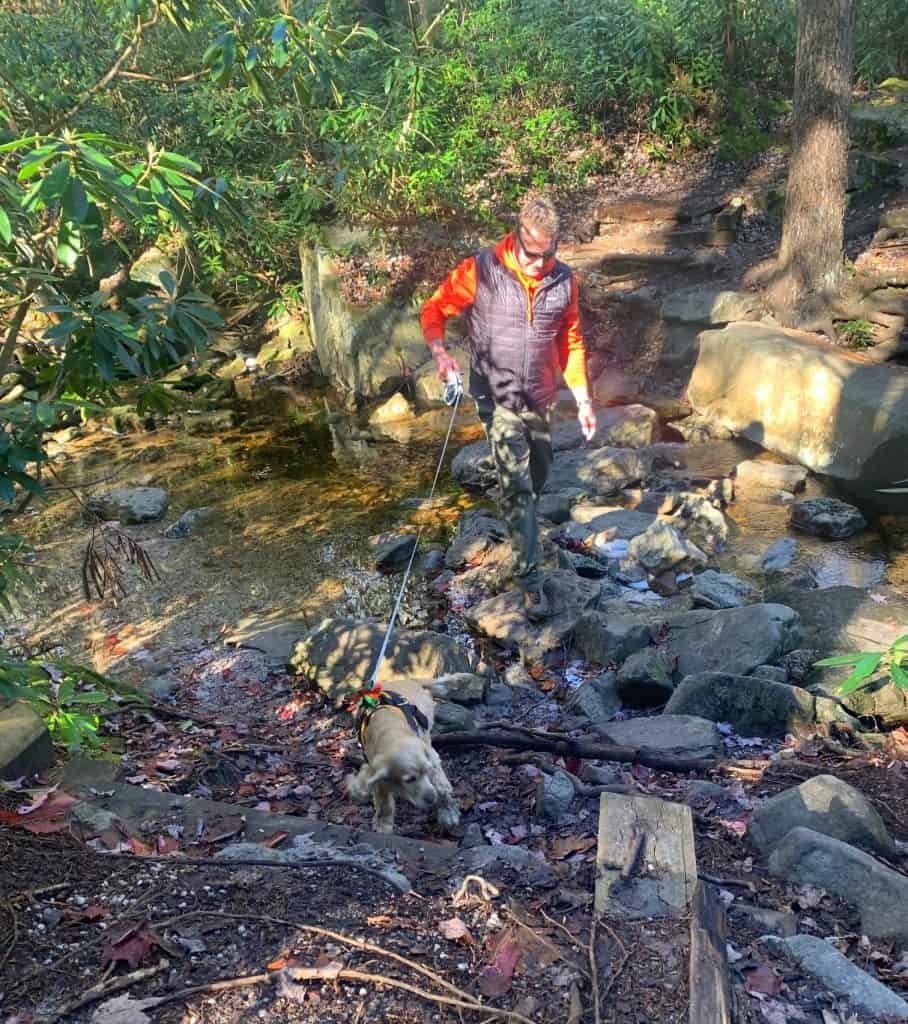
[515,222,558,262]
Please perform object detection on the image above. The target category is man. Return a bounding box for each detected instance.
[421,195,597,621]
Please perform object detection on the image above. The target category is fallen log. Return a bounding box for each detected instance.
[689,881,734,1024]
[432,727,715,773]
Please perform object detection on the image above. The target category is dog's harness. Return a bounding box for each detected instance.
[347,685,429,761]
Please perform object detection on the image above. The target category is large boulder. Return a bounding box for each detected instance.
[595,715,722,761]
[0,703,53,780]
[627,520,708,575]
[662,604,801,678]
[573,613,652,665]
[768,827,908,945]
[664,671,820,737]
[562,508,657,552]
[749,774,896,857]
[690,570,758,609]
[299,240,430,402]
[552,404,657,451]
[544,446,654,496]
[87,486,169,524]
[450,439,497,491]
[290,618,473,702]
[445,511,508,570]
[616,647,676,707]
[688,322,908,483]
[789,498,867,539]
[659,287,763,367]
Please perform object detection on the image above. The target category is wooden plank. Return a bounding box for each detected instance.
[689,881,733,1024]
[594,792,697,918]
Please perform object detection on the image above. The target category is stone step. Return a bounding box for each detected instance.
[62,758,457,886]
[594,791,697,918]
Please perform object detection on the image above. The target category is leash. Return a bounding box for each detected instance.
[366,372,464,688]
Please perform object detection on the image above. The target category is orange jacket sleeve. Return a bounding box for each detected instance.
[560,275,589,392]
[420,256,478,345]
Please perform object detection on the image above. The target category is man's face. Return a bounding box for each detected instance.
[515,221,557,277]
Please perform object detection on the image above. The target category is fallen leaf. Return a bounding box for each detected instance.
[439,917,474,944]
[89,994,153,1024]
[127,836,154,857]
[0,791,77,834]
[744,962,782,997]
[312,956,345,979]
[155,835,181,856]
[267,955,302,970]
[479,928,523,998]
[101,921,162,970]
[550,835,597,860]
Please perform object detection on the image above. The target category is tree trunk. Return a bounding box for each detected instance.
[768,0,854,322]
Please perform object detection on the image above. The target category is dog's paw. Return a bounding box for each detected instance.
[436,803,461,829]
[372,817,395,834]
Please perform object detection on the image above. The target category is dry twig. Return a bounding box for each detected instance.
[40,959,168,1024]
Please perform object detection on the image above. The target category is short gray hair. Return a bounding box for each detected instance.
[518,195,560,238]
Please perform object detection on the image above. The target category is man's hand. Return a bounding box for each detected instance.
[578,398,597,442]
[431,342,461,382]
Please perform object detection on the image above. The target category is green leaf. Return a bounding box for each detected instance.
[62,177,90,223]
[42,317,83,341]
[245,45,259,70]
[891,664,908,691]
[0,207,10,244]
[66,691,111,705]
[891,634,908,651]
[838,652,884,695]
[58,678,75,705]
[813,653,867,667]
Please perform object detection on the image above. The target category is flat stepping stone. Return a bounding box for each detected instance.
[227,614,312,667]
[595,792,697,918]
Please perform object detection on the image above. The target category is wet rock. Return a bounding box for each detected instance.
[778,648,817,684]
[370,531,418,573]
[537,769,576,821]
[762,934,908,1021]
[164,507,213,539]
[562,508,657,552]
[664,671,817,737]
[573,613,652,664]
[616,647,676,707]
[180,410,236,435]
[431,702,476,734]
[552,404,657,451]
[568,670,621,725]
[672,494,728,555]
[749,774,896,857]
[450,439,497,491]
[537,492,573,524]
[691,569,757,609]
[544,446,654,497]
[671,414,734,444]
[768,827,908,945]
[465,572,601,660]
[368,392,415,425]
[291,617,473,702]
[767,585,908,655]
[736,461,808,492]
[750,664,788,683]
[662,604,801,678]
[445,511,508,569]
[486,682,514,705]
[627,521,708,575]
[87,486,170,524]
[760,537,798,573]
[596,715,722,760]
[790,498,867,539]
[556,547,611,579]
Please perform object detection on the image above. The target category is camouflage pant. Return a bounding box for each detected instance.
[476,397,553,590]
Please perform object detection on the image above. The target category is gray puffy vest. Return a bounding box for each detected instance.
[467,246,574,413]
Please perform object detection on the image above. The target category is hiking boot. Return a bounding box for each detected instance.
[523,585,550,622]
